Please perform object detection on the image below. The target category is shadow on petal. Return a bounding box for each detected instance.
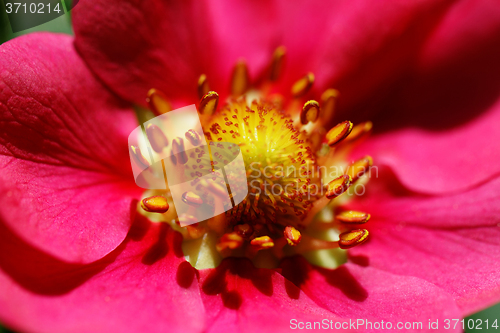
[348,254,370,267]
[0,211,171,296]
[127,208,150,241]
[221,290,243,310]
[279,255,311,300]
[280,256,368,302]
[0,218,123,295]
[141,222,169,265]
[316,266,368,302]
[201,258,274,310]
[176,261,196,289]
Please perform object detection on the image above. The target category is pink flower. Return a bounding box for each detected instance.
[1,0,500,332]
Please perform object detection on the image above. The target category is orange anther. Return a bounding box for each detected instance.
[326,121,353,147]
[207,180,228,198]
[186,224,206,239]
[146,89,171,115]
[231,60,250,96]
[325,175,352,199]
[216,232,244,252]
[172,138,188,164]
[284,226,302,246]
[336,211,371,224]
[181,191,203,207]
[343,121,373,144]
[141,196,169,213]
[129,145,150,169]
[338,229,369,249]
[346,156,373,183]
[197,74,210,100]
[321,89,339,122]
[177,214,197,227]
[291,72,314,97]
[145,123,168,152]
[199,91,219,115]
[300,100,320,124]
[250,236,275,250]
[270,46,286,81]
[185,129,203,146]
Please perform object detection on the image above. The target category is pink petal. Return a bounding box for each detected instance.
[0,216,206,333]
[73,0,279,105]
[346,168,500,315]
[280,257,462,332]
[350,226,500,317]
[352,98,500,194]
[0,33,141,263]
[199,258,341,332]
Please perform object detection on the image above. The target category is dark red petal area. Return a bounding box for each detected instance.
[274,0,456,103]
[0,33,141,263]
[347,0,500,194]
[280,257,462,332]
[346,168,500,315]
[370,0,500,130]
[0,216,205,333]
[72,0,279,106]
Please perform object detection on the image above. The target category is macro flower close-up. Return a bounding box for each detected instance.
[1,0,500,332]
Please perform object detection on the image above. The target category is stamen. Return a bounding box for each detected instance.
[172,138,188,164]
[250,236,275,250]
[177,213,197,227]
[346,156,373,183]
[140,55,376,268]
[216,232,244,252]
[231,60,250,96]
[141,195,169,213]
[326,121,353,147]
[145,123,168,152]
[186,224,206,239]
[199,91,219,115]
[291,72,314,97]
[294,235,340,253]
[270,46,286,81]
[147,89,171,115]
[185,129,203,146]
[129,145,150,169]
[321,89,339,122]
[338,229,369,249]
[336,210,370,224]
[206,179,229,198]
[207,213,228,235]
[326,175,352,199]
[342,121,373,145]
[181,191,204,207]
[197,74,210,99]
[234,224,253,238]
[300,100,320,125]
[284,226,302,246]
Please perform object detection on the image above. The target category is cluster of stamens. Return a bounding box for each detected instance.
[132,46,374,268]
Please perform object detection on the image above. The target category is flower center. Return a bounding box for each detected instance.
[205,98,319,224]
[135,47,373,269]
